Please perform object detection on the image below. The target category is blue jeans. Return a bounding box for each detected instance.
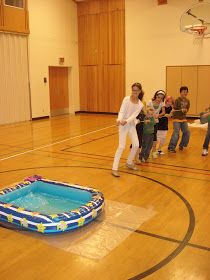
[203,122,210,150]
[168,122,190,150]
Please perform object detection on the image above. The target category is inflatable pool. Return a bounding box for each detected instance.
[0,175,104,234]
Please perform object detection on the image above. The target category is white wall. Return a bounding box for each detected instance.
[125,0,210,101]
[28,0,79,118]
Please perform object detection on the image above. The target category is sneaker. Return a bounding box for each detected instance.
[158,150,165,155]
[112,170,120,177]
[152,152,158,159]
[141,158,146,163]
[168,149,176,153]
[179,146,184,151]
[202,149,208,156]
[126,163,139,171]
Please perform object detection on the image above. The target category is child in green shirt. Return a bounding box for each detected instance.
[140,108,155,162]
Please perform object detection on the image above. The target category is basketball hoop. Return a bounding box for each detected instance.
[188,25,207,36]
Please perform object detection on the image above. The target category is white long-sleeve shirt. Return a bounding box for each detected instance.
[117,96,143,125]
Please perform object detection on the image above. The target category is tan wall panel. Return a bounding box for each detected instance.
[108,65,125,112]
[99,13,108,65]
[78,0,99,16]
[108,10,125,64]
[78,14,99,65]
[197,66,210,113]
[100,0,125,12]
[78,0,124,15]
[98,66,109,112]
[3,5,28,33]
[181,66,197,115]
[79,66,98,111]
[166,66,182,99]
[0,4,3,28]
[108,0,125,11]
[98,65,125,113]
[78,0,125,112]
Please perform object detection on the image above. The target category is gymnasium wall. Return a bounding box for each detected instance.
[0,34,30,124]
[28,0,79,118]
[125,0,210,102]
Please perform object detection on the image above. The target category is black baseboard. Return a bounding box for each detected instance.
[75,111,118,115]
[32,116,49,121]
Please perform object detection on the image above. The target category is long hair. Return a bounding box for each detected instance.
[132,82,144,101]
[152,90,166,101]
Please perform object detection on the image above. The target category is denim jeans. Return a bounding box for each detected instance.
[168,122,190,150]
[203,122,210,150]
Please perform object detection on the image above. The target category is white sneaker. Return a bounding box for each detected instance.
[202,149,208,156]
[158,150,165,155]
[126,163,139,171]
[152,152,158,159]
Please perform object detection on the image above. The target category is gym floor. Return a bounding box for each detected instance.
[0,114,209,280]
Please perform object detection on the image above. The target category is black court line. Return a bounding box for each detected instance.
[60,150,210,175]
[63,150,210,173]
[0,165,196,279]
[130,227,210,252]
[36,149,210,182]
[98,221,210,252]
[18,149,210,183]
[61,132,117,151]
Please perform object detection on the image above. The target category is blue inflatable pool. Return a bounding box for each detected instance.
[0,175,104,234]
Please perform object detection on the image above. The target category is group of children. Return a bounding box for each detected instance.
[111,83,209,177]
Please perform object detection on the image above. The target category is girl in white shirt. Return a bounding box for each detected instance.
[112,83,144,177]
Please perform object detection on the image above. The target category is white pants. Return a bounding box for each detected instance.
[112,124,139,171]
[157,130,168,146]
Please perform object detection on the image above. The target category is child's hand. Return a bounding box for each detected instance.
[164,113,171,118]
[144,119,150,124]
[120,120,127,126]
[202,112,210,118]
[182,108,187,113]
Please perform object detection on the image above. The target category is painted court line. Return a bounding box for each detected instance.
[0,125,115,162]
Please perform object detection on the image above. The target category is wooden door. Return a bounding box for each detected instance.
[49,67,69,116]
[197,65,210,113]
[181,66,197,115]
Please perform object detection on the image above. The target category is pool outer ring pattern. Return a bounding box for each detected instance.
[0,175,105,234]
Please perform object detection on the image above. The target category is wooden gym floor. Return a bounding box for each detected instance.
[0,114,209,280]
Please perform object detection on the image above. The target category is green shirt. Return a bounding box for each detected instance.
[143,117,155,135]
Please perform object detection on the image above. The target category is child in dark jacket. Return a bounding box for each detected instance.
[157,96,174,155]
